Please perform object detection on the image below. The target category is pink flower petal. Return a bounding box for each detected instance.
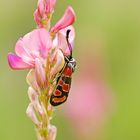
[34,9,42,27]
[46,0,56,13]
[38,0,45,16]
[37,28,52,56]
[15,38,30,57]
[34,0,45,28]
[51,6,76,33]
[7,53,33,70]
[8,29,53,70]
[15,38,34,65]
[22,29,52,59]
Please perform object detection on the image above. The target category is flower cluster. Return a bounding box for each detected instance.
[7,0,76,140]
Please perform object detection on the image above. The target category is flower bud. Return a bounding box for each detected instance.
[28,87,39,102]
[34,0,56,28]
[26,103,40,126]
[48,125,57,140]
[26,70,39,91]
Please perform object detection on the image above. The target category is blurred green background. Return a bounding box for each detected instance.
[1,0,140,140]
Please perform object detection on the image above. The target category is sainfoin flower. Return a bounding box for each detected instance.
[7,0,76,140]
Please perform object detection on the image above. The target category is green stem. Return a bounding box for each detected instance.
[37,84,54,140]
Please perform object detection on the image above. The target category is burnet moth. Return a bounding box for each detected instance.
[50,30,77,106]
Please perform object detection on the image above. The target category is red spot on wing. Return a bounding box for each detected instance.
[54,90,62,96]
[53,96,66,103]
[62,84,70,92]
[64,67,72,77]
[58,79,63,86]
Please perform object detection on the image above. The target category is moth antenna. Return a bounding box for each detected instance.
[66,29,72,57]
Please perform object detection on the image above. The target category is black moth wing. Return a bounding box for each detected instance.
[50,61,72,106]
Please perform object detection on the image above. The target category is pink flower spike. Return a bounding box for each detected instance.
[51,6,76,33]
[8,53,33,70]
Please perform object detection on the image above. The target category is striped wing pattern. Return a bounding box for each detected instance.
[50,63,73,106]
